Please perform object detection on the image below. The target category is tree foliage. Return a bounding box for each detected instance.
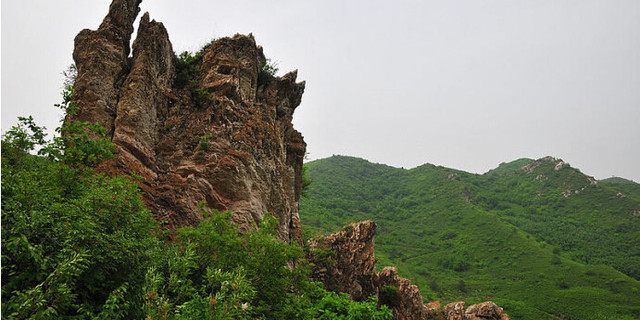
[2,117,391,319]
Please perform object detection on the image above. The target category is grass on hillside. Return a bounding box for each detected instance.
[300,155,640,320]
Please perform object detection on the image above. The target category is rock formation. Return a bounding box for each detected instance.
[463,302,510,320]
[68,0,306,242]
[443,302,466,320]
[71,1,509,319]
[310,221,510,320]
[309,221,379,301]
[377,266,431,319]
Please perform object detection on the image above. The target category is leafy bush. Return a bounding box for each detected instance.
[305,289,391,320]
[62,64,77,88]
[438,254,471,272]
[257,58,278,86]
[198,132,214,151]
[2,114,392,319]
[2,119,158,319]
[175,50,204,87]
[175,50,213,107]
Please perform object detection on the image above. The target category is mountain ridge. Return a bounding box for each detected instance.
[301,154,640,319]
[309,155,639,184]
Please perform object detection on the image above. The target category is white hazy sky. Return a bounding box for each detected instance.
[2,0,639,182]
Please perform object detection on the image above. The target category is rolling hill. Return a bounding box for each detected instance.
[600,177,640,201]
[300,155,640,320]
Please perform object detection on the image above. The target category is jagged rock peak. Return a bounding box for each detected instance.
[69,0,306,243]
[70,0,144,135]
[98,0,142,54]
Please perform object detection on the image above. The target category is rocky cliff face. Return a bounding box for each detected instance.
[68,0,306,242]
[310,221,510,320]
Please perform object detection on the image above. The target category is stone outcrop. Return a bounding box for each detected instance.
[464,302,510,320]
[68,0,305,242]
[425,301,446,320]
[377,266,430,319]
[70,0,142,136]
[443,302,466,320]
[310,221,509,320]
[309,221,379,301]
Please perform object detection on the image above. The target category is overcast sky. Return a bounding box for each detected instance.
[2,0,639,182]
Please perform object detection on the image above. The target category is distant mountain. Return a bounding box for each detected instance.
[600,176,640,200]
[485,158,534,176]
[300,155,640,320]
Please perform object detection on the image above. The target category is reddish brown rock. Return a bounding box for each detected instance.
[425,301,446,320]
[309,221,379,300]
[444,302,466,320]
[68,0,306,242]
[112,12,174,179]
[70,0,142,135]
[464,302,510,320]
[377,266,429,320]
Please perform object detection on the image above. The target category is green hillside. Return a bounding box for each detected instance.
[485,158,534,176]
[600,177,640,200]
[300,155,640,320]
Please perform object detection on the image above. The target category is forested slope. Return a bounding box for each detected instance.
[300,155,640,320]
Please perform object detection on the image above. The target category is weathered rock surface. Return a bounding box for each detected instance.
[70,0,142,135]
[68,0,306,242]
[377,266,430,320]
[464,302,510,320]
[311,221,510,320]
[443,302,466,320]
[425,301,446,320]
[309,221,379,301]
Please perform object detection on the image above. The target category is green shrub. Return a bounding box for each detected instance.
[175,50,204,87]
[198,132,214,151]
[2,119,158,319]
[457,279,467,293]
[2,117,393,320]
[257,58,278,86]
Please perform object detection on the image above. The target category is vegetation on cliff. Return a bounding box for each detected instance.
[1,119,392,319]
[300,155,640,320]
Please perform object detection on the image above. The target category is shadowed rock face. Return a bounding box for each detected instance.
[310,221,510,320]
[68,0,306,242]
